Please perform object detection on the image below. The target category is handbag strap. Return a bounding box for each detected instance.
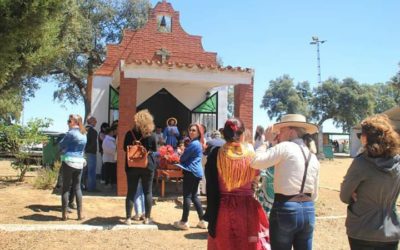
[298,144,312,194]
[130,129,142,143]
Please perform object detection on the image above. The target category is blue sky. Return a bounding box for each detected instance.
[23,0,400,133]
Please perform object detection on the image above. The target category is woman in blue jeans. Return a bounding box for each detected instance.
[59,114,87,221]
[252,114,320,250]
[173,123,207,230]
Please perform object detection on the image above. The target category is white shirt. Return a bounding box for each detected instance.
[254,134,266,150]
[102,135,116,163]
[252,138,320,200]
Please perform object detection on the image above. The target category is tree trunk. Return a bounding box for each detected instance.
[317,118,327,160]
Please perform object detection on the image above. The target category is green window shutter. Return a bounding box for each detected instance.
[109,86,119,110]
[192,93,217,113]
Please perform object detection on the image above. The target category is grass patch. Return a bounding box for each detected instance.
[33,161,60,190]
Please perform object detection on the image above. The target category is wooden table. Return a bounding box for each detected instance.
[156,163,183,197]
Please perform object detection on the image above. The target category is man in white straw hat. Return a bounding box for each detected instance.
[251,114,320,250]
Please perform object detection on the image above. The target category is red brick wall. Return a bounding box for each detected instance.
[116,73,137,196]
[234,78,254,134]
[95,1,217,76]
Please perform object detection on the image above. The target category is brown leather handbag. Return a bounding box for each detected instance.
[127,131,148,168]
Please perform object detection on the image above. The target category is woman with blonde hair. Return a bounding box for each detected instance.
[123,109,157,225]
[340,114,400,250]
[58,114,87,221]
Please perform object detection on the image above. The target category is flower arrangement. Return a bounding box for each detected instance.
[158,145,180,167]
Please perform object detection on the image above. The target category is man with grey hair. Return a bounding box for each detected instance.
[204,130,225,156]
[251,114,320,250]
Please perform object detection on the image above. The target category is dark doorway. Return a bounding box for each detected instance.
[137,88,191,133]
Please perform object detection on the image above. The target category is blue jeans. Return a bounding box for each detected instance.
[134,180,145,215]
[270,201,315,250]
[86,153,97,191]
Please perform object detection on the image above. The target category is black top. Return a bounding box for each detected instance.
[123,128,157,172]
[85,126,98,154]
[202,146,221,238]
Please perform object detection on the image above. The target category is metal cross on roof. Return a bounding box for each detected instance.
[155,48,170,63]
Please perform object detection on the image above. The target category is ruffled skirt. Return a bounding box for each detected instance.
[207,194,270,250]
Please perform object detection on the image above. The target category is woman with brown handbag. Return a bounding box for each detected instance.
[123,109,157,225]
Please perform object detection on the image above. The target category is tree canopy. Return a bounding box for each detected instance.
[260,75,311,121]
[260,75,398,132]
[0,0,151,123]
[50,0,151,117]
[0,0,78,122]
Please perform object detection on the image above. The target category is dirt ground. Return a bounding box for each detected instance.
[0,157,359,249]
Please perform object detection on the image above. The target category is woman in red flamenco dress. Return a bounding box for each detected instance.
[203,118,270,250]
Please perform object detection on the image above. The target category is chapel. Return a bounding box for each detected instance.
[91,0,254,195]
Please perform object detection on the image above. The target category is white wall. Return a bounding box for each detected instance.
[350,129,362,157]
[92,75,112,174]
[137,80,210,110]
[214,85,228,129]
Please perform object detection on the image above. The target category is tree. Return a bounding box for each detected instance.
[50,0,151,118]
[0,88,23,124]
[0,0,82,122]
[0,118,52,181]
[311,78,341,126]
[369,82,398,113]
[260,75,310,121]
[387,67,400,104]
[334,78,375,132]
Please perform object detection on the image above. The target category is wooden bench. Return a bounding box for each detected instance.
[156,163,183,197]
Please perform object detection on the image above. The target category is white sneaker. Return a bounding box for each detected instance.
[132,215,141,221]
[143,218,153,225]
[197,220,207,229]
[173,220,189,230]
[125,218,132,225]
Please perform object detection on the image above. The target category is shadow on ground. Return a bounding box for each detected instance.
[184,231,208,240]
[26,204,61,213]
[19,214,60,221]
[82,216,125,226]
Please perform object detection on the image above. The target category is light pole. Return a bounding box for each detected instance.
[310,36,326,84]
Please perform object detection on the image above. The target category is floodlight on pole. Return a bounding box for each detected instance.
[310,36,326,84]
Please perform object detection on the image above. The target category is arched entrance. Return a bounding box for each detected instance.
[137,88,191,132]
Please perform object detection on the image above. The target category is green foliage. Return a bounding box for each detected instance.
[34,161,61,189]
[51,0,152,117]
[1,118,52,181]
[260,75,311,121]
[367,83,397,114]
[333,78,375,132]
[311,78,341,125]
[0,86,24,123]
[0,0,81,122]
[261,75,397,133]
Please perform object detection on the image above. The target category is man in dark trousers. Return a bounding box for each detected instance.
[84,116,98,192]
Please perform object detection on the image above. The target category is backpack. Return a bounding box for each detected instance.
[127,130,148,168]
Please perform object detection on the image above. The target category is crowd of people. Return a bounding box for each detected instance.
[56,110,400,250]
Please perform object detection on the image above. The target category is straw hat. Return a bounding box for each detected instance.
[166,117,178,126]
[273,114,318,134]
